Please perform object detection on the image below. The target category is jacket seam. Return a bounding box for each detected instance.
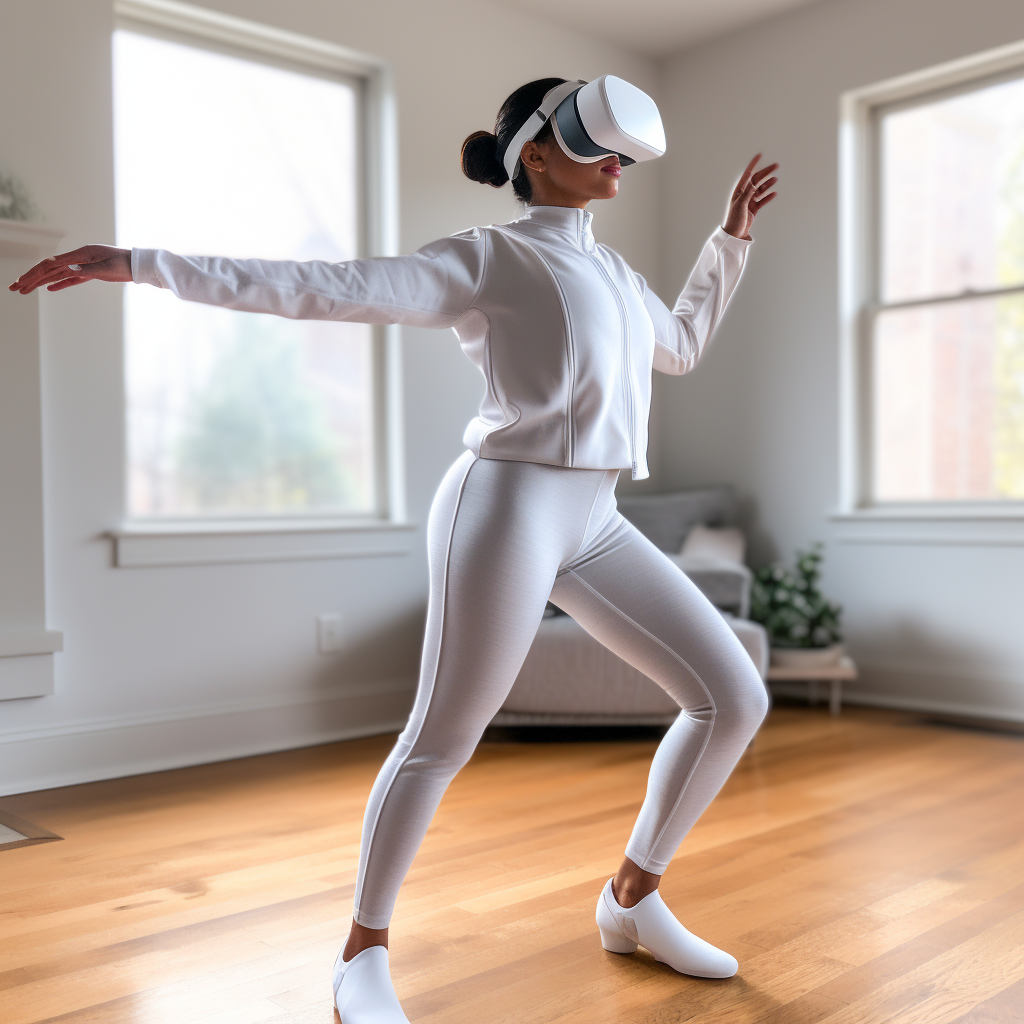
[506,233,576,467]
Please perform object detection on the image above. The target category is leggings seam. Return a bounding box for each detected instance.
[566,568,717,870]
[353,455,478,924]
[564,474,609,569]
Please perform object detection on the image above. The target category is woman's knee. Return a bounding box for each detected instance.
[694,655,769,732]
[393,732,479,785]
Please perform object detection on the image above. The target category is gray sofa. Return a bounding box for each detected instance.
[491,485,768,726]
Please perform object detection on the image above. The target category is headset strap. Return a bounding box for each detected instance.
[501,80,583,183]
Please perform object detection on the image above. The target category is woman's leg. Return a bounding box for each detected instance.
[552,517,768,875]
[550,516,768,976]
[349,455,599,938]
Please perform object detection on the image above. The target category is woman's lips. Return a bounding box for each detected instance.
[601,164,621,177]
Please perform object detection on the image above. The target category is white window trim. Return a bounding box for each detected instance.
[837,38,1024,536]
[110,0,410,565]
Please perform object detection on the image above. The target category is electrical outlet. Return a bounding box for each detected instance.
[317,613,344,653]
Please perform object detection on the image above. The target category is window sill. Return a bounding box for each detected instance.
[109,518,417,568]
[829,506,1024,546]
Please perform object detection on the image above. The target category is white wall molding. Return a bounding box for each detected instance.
[1,224,65,700]
[110,519,417,567]
[829,512,1024,547]
[114,0,390,78]
[0,630,64,658]
[0,676,415,797]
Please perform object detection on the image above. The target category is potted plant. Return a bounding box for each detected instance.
[0,170,38,223]
[751,545,844,667]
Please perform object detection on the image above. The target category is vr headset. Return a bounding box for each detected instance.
[501,76,666,184]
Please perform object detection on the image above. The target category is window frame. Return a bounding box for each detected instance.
[110,0,409,565]
[838,38,1024,522]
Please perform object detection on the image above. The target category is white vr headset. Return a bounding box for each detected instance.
[501,76,666,184]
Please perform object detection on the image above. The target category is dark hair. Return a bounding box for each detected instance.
[461,78,567,204]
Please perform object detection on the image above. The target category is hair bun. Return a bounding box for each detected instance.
[461,130,509,188]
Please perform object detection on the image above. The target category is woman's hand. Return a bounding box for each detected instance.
[723,154,778,240]
[8,244,132,295]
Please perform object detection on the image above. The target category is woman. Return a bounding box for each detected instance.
[12,76,777,1024]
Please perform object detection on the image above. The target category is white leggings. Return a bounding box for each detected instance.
[352,452,769,929]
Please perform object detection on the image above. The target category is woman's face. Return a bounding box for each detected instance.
[519,136,621,207]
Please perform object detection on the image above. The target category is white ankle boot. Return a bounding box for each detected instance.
[595,878,738,979]
[332,945,410,1023]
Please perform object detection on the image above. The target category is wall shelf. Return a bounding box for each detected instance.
[0,220,66,258]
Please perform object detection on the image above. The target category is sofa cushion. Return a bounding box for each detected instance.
[667,554,752,618]
[679,523,746,562]
[617,486,737,554]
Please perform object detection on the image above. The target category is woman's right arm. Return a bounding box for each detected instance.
[10,231,487,330]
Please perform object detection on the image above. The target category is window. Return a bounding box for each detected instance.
[113,17,384,521]
[841,46,1024,511]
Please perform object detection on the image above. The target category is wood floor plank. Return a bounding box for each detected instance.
[3,707,1023,1023]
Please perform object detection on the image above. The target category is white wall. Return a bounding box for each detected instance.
[0,0,661,795]
[8,0,1023,799]
[654,0,1024,720]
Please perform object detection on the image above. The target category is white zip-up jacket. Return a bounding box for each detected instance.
[132,204,750,479]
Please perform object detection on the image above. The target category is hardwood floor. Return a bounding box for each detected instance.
[2,706,1023,1024]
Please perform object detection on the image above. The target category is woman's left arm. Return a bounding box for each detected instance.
[649,154,777,375]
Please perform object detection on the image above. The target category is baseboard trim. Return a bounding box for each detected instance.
[769,681,1024,725]
[0,677,413,746]
[0,678,415,798]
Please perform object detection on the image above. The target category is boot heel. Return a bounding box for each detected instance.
[599,927,638,954]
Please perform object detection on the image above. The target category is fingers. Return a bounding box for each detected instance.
[10,263,76,294]
[9,253,81,293]
[754,175,778,198]
[732,153,762,197]
[9,255,57,293]
[740,152,761,184]
[751,162,779,187]
[46,275,89,292]
[8,245,113,293]
[749,190,777,215]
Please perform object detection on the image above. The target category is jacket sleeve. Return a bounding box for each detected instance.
[130,228,488,329]
[638,227,751,375]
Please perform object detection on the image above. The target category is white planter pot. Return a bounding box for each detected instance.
[770,644,845,669]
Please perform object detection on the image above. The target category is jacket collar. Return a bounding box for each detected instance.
[509,205,596,251]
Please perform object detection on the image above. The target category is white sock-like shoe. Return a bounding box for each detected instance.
[595,878,738,979]
[332,945,410,1023]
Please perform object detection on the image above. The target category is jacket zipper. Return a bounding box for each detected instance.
[589,253,637,475]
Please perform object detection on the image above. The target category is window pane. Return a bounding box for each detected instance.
[880,75,1024,304]
[873,295,1024,500]
[113,29,374,518]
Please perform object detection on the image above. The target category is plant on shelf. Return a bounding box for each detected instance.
[0,170,39,223]
[751,544,843,654]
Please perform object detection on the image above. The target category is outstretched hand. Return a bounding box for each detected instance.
[9,244,132,295]
[723,154,778,240]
